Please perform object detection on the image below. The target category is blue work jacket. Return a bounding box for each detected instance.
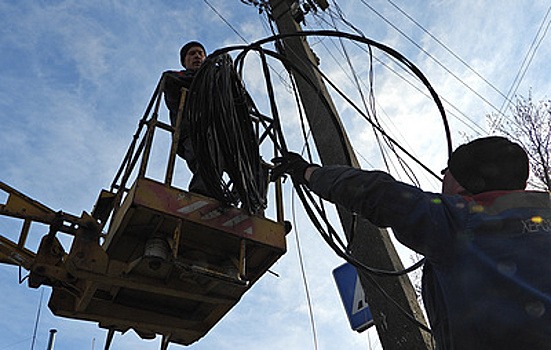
[309,165,551,350]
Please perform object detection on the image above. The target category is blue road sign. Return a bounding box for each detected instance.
[333,262,374,332]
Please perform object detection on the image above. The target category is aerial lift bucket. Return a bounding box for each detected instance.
[47,178,287,346]
[48,75,289,346]
[0,73,289,348]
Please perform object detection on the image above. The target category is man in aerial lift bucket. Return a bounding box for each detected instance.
[272,136,551,350]
[163,41,210,196]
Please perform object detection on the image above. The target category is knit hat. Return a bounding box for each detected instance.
[447,136,529,194]
[180,41,206,68]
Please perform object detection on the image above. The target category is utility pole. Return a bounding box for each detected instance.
[267,1,432,349]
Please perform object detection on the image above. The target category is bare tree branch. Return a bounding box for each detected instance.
[487,93,551,191]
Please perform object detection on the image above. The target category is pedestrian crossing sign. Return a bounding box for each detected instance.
[332,262,374,332]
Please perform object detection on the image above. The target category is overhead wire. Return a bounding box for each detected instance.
[262,43,445,180]
[266,31,432,330]
[357,0,551,136]
[259,8,298,92]
[315,3,475,188]
[280,6,480,183]
[206,0,295,93]
[219,29,448,189]
[326,14,391,171]
[308,15,480,185]
[317,4,486,136]
[209,31,451,242]
[283,54,325,350]
[385,0,510,103]
[334,33,417,185]
[302,48,446,180]
[199,0,445,323]
[357,0,505,118]
[202,0,249,43]
[495,4,551,125]
[326,9,422,186]
[248,6,450,178]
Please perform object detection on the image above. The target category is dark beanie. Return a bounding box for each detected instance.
[448,136,529,194]
[180,41,206,68]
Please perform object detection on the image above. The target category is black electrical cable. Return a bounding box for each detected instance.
[313,16,435,186]
[185,53,267,214]
[269,34,430,330]
[208,43,417,263]
[248,30,451,150]
[300,183,425,276]
[261,45,445,181]
[259,35,431,331]
[325,13,423,185]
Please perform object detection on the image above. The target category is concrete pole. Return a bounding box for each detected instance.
[267,1,432,349]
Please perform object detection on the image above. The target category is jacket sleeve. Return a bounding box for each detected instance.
[162,71,184,118]
[308,165,466,259]
[162,70,196,130]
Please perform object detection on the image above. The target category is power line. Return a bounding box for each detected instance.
[325,11,424,185]
[300,21,446,186]
[313,7,487,136]
[497,4,551,118]
[357,0,505,117]
[211,28,436,337]
[202,0,249,43]
[241,29,452,174]
[385,0,509,103]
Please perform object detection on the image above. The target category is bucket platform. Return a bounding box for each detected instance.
[47,177,286,345]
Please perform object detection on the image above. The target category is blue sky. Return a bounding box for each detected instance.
[0,1,550,349]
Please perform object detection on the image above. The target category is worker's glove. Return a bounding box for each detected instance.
[271,152,316,185]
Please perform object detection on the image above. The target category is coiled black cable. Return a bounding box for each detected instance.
[184,53,267,214]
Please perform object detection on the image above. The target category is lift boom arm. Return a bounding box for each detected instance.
[0,180,104,287]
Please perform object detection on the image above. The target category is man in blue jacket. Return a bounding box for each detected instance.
[273,136,551,349]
